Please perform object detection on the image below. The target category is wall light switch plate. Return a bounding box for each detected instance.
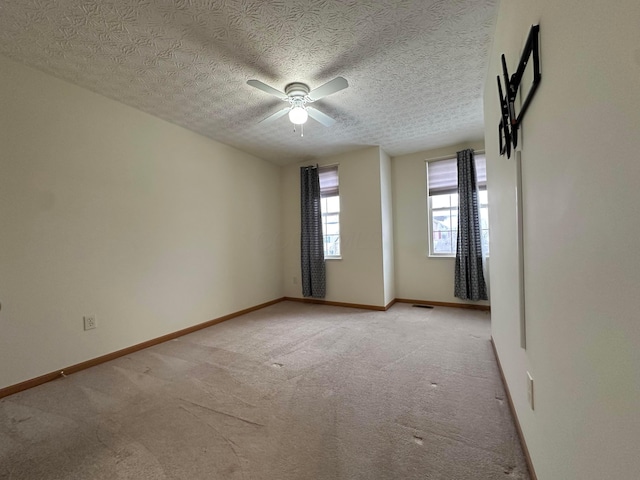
[527,371,534,410]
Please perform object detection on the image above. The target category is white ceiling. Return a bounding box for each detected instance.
[0,0,498,165]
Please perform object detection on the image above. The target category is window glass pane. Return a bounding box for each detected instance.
[451,213,458,231]
[433,232,453,254]
[478,190,488,204]
[321,199,340,256]
[481,230,490,254]
[325,222,339,235]
[325,196,340,212]
[450,193,459,207]
[479,207,489,229]
[325,235,340,256]
[431,194,450,209]
[432,210,451,232]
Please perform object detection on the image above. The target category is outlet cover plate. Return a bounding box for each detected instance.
[84,315,96,331]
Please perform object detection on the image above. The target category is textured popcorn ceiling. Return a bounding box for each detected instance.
[0,0,498,165]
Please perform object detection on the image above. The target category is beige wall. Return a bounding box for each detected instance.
[379,149,395,306]
[281,147,389,307]
[0,55,282,389]
[485,1,640,478]
[392,141,488,306]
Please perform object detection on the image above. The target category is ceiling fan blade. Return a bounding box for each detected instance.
[247,79,286,98]
[308,77,348,101]
[307,107,336,127]
[259,107,290,124]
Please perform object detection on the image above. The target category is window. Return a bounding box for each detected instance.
[319,165,340,258]
[426,155,489,256]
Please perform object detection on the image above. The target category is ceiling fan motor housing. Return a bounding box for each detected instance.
[284,82,310,100]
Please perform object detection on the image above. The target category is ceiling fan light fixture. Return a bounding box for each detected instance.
[288,106,308,125]
[248,77,347,128]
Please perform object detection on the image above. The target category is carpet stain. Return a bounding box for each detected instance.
[413,436,424,445]
[12,416,32,424]
[430,382,438,388]
[272,363,284,368]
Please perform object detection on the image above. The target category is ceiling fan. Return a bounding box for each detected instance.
[247,76,348,127]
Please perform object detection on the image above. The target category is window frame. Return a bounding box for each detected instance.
[319,165,341,259]
[426,155,489,258]
[428,192,459,258]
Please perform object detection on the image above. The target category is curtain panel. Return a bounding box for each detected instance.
[300,166,326,298]
[454,149,488,301]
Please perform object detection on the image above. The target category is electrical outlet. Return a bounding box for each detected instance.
[527,371,534,410]
[83,315,96,331]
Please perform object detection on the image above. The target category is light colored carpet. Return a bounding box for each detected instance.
[0,301,529,479]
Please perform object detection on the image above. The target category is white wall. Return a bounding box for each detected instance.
[281,147,388,307]
[485,1,640,478]
[0,55,282,390]
[392,141,489,306]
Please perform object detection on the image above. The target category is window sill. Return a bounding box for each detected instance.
[428,254,456,259]
[325,256,342,260]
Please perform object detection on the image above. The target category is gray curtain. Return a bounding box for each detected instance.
[300,166,326,298]
[454,149,488,301]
